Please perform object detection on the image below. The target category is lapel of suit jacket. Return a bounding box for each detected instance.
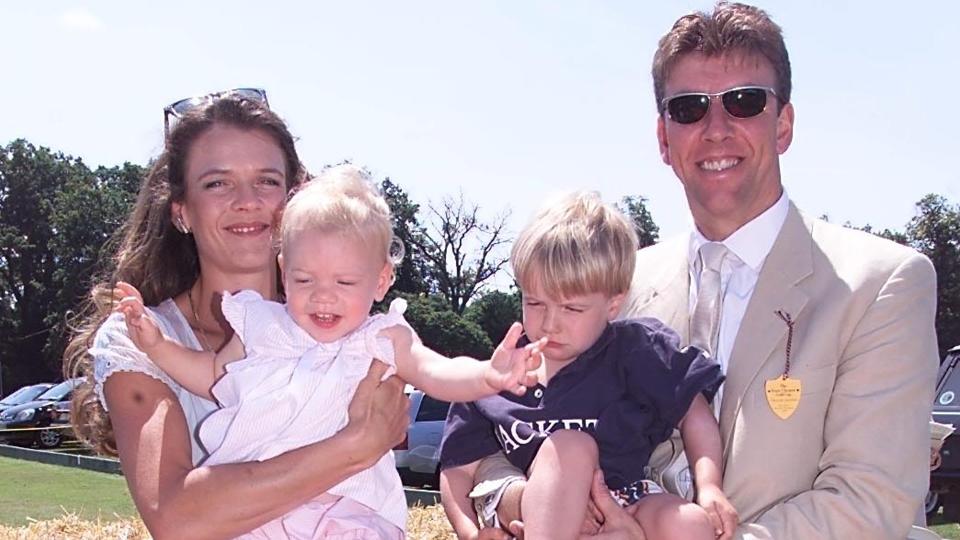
[719,203,813,460]
[627,238,691,341]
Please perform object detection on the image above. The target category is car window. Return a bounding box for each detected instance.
[416,395,451,422]
[0,387,31,405]
[936,352,960,410]
[36,380,78,402]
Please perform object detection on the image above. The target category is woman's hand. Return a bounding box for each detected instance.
[345,360,409,465]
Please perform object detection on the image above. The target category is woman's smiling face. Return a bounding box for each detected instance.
[172,124,288,278]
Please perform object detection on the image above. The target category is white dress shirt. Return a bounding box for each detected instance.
[688,191,790,410]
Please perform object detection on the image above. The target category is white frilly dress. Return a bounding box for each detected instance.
[200,290,409,539]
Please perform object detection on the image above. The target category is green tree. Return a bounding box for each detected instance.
[905,194,960,358]
[399,293,492,358]
[465,289,522,345]
[380,178,433,295]
[0,140,140,392]
[840,220,907,245]
[617,195,660,248]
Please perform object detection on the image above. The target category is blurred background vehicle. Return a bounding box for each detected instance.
[0,383,54,415]
[0,378,80,449]
[395,386,450,488]
[928,346,960,519]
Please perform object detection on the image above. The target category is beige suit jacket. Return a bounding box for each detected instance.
[621,203,939,539]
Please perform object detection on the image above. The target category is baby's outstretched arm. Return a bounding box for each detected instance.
[680,393,738,540]
[387,322,546,403]
[113,282,244,400]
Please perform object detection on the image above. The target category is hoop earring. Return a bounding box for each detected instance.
[174,215,190,234]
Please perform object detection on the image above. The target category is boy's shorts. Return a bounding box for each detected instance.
[467,452,665,530]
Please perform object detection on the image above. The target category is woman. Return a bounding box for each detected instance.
[63,90,409,539]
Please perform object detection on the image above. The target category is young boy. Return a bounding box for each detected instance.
[439,191,737,540]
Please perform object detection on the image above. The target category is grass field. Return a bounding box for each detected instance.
[0,456,455,538]
[0,456,137,525]
[1,455,957,539]
[930,513,960,539]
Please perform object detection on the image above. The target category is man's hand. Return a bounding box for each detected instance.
[696,484,738,540]
[113,281,164,352]
[484,322,546,396]
[580,494,605,535]
[581,470,647,539]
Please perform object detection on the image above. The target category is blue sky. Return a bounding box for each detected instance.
[3,2,957,277]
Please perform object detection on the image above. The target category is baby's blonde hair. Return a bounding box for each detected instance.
[281,164,403,266]
[512,191,637,299]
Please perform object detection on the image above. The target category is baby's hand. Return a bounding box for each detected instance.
[113,281,163,352]
[696,483,738,540]
[485,322,546,396]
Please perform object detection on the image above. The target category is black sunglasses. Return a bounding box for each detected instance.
[163,88,269,135]
[662,86,778,125]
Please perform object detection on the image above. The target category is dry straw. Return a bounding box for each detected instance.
[0,504,455,540]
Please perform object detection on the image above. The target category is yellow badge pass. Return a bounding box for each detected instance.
[765,376,801,420]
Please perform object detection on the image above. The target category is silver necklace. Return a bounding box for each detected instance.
[187,287,214,352]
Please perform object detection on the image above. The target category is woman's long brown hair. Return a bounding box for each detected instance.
[62,96,306,455]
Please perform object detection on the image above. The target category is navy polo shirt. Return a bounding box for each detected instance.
[439,317,723,491]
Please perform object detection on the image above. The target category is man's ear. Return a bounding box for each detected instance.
[277,252,285,282]
[657,116,671,165]
[776,102,795,155]
[375,263,394,302]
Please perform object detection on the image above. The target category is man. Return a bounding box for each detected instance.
[618,2,938,538]
[453,3,938,539]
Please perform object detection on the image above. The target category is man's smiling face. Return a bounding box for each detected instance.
[657,51,795,240]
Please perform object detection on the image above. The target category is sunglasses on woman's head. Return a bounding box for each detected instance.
[163,87,269,135]
[661,86,778,125]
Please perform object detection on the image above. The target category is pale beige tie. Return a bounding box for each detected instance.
[689,242,728,357]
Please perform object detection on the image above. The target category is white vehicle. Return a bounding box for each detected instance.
[394,387,450,488]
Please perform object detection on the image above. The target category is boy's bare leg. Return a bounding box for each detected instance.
[521,430,598,540]
[496,479,526,530]
[629,492,714,540]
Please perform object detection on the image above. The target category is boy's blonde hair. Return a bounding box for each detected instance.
[280,164,403,266]
[512,191,638,299]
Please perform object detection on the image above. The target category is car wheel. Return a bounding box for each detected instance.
[925,490,941,519]
[37,428,62,449]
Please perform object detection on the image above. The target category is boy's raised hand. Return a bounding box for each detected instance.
[484,322,546,396]
[113,281,163,352]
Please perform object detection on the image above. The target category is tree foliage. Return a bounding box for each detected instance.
[399,293,492,358]
[616,195,660,248]
[0,140,141,392]
[905,194,960,358]
[380,178,433,295]
[465,288,522,346]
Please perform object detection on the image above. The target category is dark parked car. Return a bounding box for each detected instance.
[928,345,960,519]
[395,387,450,488]
[0,383,54,414]
[0,378,79,449]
